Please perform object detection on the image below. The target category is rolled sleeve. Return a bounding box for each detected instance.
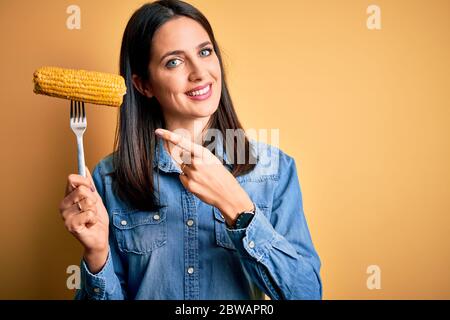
[226,204,279,262]
[77,249,118,300]
[74,162,127,300]
[225,153,322,300]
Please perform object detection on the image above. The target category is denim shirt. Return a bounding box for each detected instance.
[75,136,322,300]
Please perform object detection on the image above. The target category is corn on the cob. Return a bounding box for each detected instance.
[33,66,126,107]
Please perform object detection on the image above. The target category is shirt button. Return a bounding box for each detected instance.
[93,287,100,293]
[120,220,127,226]
[153,214,160,221]
[187,267,194,274]
[186,219,194,227]
[248,240,255,249]
[220,213,225,220]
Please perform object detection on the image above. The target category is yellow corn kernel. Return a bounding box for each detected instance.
[33,66,126,107]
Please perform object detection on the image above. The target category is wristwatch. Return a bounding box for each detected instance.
[227,204,256,229]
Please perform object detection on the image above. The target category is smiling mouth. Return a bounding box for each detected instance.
[185,84,211,97]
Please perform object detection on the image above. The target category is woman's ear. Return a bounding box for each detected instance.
[132,74,154,98]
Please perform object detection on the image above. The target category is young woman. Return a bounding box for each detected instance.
[59,0,322,300]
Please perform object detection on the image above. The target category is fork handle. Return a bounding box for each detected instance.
[76,135,86,178]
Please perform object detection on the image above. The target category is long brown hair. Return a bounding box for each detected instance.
[112,0,256,211]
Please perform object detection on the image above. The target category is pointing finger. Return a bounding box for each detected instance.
[155,129,204,158]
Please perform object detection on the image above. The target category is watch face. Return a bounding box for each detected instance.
[236,212,254,229]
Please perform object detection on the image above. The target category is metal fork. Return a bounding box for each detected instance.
[70,100,87,178]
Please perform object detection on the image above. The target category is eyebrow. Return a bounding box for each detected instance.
[159,41,212,63]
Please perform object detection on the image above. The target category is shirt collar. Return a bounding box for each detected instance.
[152,136,180,173]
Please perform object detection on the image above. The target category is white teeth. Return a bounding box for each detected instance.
[187,84,210,96]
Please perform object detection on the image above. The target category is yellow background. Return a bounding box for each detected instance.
[0,0,449,299]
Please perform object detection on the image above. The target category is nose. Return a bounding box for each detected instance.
[187,58,207,82]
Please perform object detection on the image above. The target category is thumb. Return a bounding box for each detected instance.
[85,166,96,193]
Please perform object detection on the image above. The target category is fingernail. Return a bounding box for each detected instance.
[155,129,163,136]
[91,185,96,192]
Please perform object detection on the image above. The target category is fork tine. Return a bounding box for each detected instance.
[76,101,80,122]
[75,101,78,122]
[82,102,85,121]
[75,100,78,121]
[70,100,74,119]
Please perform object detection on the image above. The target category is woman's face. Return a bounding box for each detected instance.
[146,16,222,122]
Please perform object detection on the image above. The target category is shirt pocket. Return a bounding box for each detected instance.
[213,206,236,251]
[112,206,167,255]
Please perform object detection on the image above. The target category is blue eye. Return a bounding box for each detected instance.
[166,59,180,68]
[165,48,212,69]
[200,48,212,57]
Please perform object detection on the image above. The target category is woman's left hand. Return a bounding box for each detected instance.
[155,128,254,226]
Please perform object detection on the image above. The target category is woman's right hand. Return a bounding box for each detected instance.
[59,166,110,273]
